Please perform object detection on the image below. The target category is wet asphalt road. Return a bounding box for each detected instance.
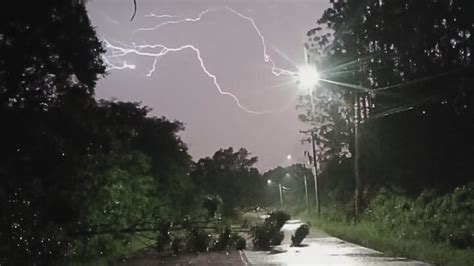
[243,219,429,265]
[121,219,429,265]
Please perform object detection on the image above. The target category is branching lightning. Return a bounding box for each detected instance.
[103,7,298,115]
[145,14,181,19]
[104,6,456,117]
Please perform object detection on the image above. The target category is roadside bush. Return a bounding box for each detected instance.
[291,224,310,246]
[155,220,172,251]
[211,226,247,251]
[364,188,420,239]
[185,227,211,252]
[250,210,290,250]
[423,184,474,248]
[171,237,182,255]
[213,226,232,250]
[231,233,247,250]
[250,222,282,249]
[364,184,474,248]
[265,210,291,229]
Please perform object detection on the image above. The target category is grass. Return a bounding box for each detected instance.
[302,212,474,266]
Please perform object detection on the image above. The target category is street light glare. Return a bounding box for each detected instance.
[298,65,320,89]
[267,179,272,185]
[287,154,292,160]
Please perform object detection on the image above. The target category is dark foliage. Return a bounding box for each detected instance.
[301,0,474,212]
[0,1,198,263]
[202,195,223,218]
[185,227,211,252]
[365,183,474,249]
[291,224,309,247]
[191,148,266,217]
[265,210,291,229]
[171,237,182,255]
[250,211,290,250]
[210,226,246,251]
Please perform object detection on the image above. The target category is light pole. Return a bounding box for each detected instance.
[297,62,364,217]
[297,65,321,216]
[298,167,310,215]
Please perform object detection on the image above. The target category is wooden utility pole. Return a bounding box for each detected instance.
[278,183,283,208]
[301,164,311,214]
[311,132,321,216]
[301,130,320,216]
[354,91,362,217]
[304,173,310,215]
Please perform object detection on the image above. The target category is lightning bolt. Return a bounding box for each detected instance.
[103,7,298,115]
[144,14,181,19]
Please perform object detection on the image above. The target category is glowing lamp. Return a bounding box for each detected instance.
[297,65,320,89]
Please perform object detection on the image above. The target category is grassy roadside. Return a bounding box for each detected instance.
[303,213,474,266]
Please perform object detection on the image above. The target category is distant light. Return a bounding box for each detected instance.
[267,179,272,185]
[287,154,292,160]
[297,65,320,90]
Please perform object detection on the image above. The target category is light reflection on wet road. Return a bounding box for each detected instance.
[243,219,429,265]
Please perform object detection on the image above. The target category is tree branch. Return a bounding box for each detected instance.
[130,0,137,21]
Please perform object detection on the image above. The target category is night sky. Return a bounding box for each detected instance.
[87,0,329,171]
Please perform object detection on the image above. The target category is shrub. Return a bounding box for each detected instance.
[211,226,232,251]
[364,184,474,249]
[171,237,182,255]
[231,233,247,250]
[291,224,310,246]
[185,228,211,252]
[250,210,290,250]
[155,220,172,251]
[211,227,247,251]
[265,210,291,229]
[423,184,474,248]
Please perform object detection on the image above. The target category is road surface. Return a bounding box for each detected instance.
[243,219,428,265]
[121,219,429,265]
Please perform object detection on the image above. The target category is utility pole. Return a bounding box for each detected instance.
[301,163,310,214]
[304,173,310,215]
[354,91,362,217]
[310,132,321,216]
[301,130,320,216]
[278,183,283,208]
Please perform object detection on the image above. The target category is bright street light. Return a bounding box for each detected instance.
[267,179,272,185]
[297,65,320,90]
[286,154,292,160]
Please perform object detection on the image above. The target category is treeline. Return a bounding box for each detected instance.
[298,0,474,253]
[0,1,266,264]
[302,0,474,203]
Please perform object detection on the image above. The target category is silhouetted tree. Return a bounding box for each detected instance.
[191,148,265,217]
[0,1,198,264]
